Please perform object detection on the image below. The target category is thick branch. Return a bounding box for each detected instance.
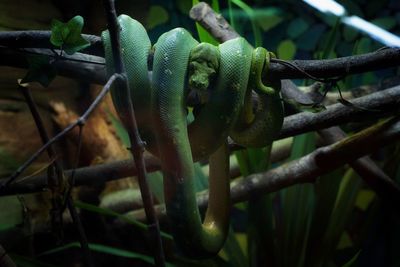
[191,1,400,210]
[189,2,400,79]
[2,83,399,195]
[0,46,106,84]
[0,31,102,56]
[1,29,400,83]
[102,0,165,266]
[278,85,400,139]
[128,116,400,222]
[0,74,119,190]
[282,80,400,209]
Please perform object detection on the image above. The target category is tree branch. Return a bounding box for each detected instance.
[127,116,400,222]
[0,31,102,56]
[0,74,119,190]
[1,18,399,84]
[2,82,399,195]
[101,0,165,266]
[189,2,400,80]
[278,85,400,139]
[282,80,400,210]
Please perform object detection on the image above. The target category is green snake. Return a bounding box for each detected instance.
[102,15,283,258]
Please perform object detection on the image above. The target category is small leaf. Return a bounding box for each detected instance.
[254,7,284,32]
[371,17,397,30]
[341,250,361,267]
[297,24,327,51]
[40,242,175,267]
[50,15,89,55]
[146,5,169,30]
[21,54,57,87]
[277,39,296,60]
[343,26,358,42]
[50,19,67,46]
[287,18,309,39]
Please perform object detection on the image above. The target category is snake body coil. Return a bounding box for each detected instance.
[102,15,283,258]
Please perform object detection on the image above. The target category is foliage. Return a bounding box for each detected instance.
[0,0,399,267]
[21,16,89,87]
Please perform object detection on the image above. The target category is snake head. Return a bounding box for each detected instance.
[188,43,220,103]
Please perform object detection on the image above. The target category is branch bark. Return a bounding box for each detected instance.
[127,116,400,222]
[1,21,399,84]
[2,82,399,196]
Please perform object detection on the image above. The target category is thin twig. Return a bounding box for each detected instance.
[18,83,93,267]
[0,73,120,190]
[1,35,400,84]
[2,83,399,196]
[282,80,400,210]
[126,116,400,222]
[102,0,165,266]
[278,85,400,139]
[189,2,400,80]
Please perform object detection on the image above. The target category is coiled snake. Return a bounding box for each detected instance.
[102,15,283,258]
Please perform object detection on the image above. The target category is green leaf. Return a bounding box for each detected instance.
[319,19,340,59]
[277,39,296,60]
[176,0,192,14]
[50,16,90,55]
[287,18,309,39]
[371,17,397,30]
[230,0,262,46]
[341,251,361,267]
[193,0,220,45]
[297,24,326,51]
[254,7,284,32]
[355,37,372,55]
[277,133,316,267]
[106,110,130,147]
[21,54,57,87]
[343,26,358,42]
[355,189,375,211]
[0,147,20,176]
[74,200,173,240]
[318,169,362,264]
[146,5,169,30]
[40,242,175,267]
[50,19,67,47]
[0,196,23,231]
[220,227,248,267]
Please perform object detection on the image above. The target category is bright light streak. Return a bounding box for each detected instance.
[302,0,400,47]
[302,0,346,16]
[342,16,400,47]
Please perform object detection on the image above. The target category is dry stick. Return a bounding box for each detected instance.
[0,31,103,56]
[101,0,165,266]
[0,46,106,84]
[0,73,119,190]
[18,84,94,267]
[1,35,400,84]
[2,83,400,196]
[190,2,400,208]
[189,2,400,80]
[122,2,400,221]
[127,117,400,222]
[282,80,400,209]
